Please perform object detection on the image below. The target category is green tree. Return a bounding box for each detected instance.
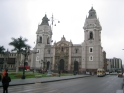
[9,36,30,73]
[0,46,5,71]
[0,46,5,54]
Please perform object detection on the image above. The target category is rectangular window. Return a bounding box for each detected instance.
[37,49,40,53]
[89,47,93,53]
[36,56,39,61]
[89,56,93,61]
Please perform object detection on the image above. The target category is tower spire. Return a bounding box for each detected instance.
[40,14,49,26]
[88,6,97,19]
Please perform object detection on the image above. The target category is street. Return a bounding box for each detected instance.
[0,75,123,93]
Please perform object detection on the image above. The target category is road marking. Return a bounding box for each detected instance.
[11,86,50,93]
[43,89,58,93]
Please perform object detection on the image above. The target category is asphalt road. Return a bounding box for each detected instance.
[0,75,123,93]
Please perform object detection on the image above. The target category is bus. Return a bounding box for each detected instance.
[97,68,106,77]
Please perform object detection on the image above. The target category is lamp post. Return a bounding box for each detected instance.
[47,40,53,76]
[21,47,30,79]
[47,14,60,76]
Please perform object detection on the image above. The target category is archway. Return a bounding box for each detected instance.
[46,61,50,71]
[74,61,78,74]
[89,32,93,39]
[59,59,64,72]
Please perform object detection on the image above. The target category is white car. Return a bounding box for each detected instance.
[105,72,109,75]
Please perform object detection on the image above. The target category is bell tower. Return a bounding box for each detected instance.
[36,14,52,45]
[82,7,103,72]
[32,14,52,68]
[83,7,102,44]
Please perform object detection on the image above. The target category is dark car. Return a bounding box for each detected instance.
[118,73,123,77]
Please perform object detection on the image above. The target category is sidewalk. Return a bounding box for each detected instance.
[0,74,91,87]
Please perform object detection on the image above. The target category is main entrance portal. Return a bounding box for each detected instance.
[46,61,50,71]
[74,61,78,72]
[59,59,64,71]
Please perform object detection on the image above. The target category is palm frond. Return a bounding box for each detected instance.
[0,46,5,53]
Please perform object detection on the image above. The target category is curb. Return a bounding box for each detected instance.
[0,75,92,87]
[40,75,91,83]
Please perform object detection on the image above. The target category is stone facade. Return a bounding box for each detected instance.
[31,7,105,73]
[0,7,105,73]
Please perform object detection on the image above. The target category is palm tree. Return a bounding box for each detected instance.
[0,46,5,54]
[0,46,5,71]
[9,36,30,73]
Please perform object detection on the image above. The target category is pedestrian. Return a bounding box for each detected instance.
[2,69,7,78]
[0,73,1,81]
[32,69,34,73]
[2,73,11,93]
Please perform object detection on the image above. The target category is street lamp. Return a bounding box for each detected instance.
[21,47,30,79]
[47,14,60,76]
[47,40,53,76]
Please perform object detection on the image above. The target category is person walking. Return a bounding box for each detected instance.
[2,73,11,93]
[0,73,1,81]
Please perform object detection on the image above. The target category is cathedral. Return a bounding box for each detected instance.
[30,7,105,73]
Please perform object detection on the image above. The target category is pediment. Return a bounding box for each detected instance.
[54,35,70,47]
[56,40,70,47]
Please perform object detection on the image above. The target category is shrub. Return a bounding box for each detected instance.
[15,74,34,78]
[52,73,58,76]
[15,74,22,78]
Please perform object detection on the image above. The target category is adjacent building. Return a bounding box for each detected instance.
[107,57,122,72]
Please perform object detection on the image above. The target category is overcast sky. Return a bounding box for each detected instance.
[0,0,124,64]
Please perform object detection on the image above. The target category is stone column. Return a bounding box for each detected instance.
[68,45,71,70]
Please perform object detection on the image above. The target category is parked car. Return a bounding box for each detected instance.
[118,73,123,77]
[105,72,110,75]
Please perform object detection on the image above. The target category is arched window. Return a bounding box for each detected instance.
[89,32,93,39]
[89,56,93,61]
[39,36,42,43]
[61,47,64,52]
[75,49,78,53]
[47,37,49,44]
[89,47,93,53]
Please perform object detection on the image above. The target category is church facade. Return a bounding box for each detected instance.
[30,7,105,73]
